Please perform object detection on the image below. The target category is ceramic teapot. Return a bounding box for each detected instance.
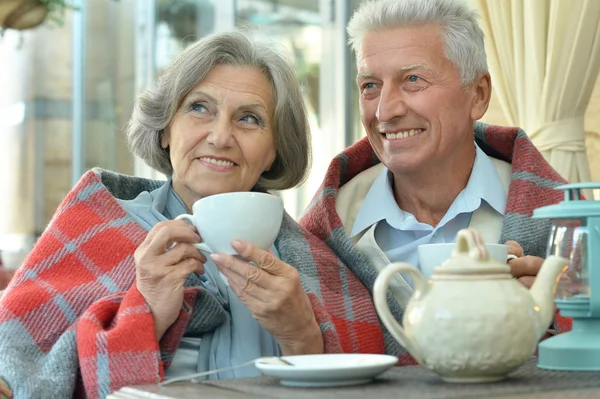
[373,228,569,383]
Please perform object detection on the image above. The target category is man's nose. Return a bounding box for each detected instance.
[206,117,234,148]
[376,85,408,122]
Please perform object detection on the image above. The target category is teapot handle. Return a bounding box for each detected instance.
[373,262,428,364]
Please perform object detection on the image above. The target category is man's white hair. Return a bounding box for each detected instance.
[347,0,488,84]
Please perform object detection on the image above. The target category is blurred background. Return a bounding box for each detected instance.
[0,0,599,271]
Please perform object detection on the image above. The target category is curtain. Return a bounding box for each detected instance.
[473,0,600,183]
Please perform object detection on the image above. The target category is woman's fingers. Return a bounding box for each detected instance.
[161,242,207,265]
[142,221,201,256]
[212,252,283,291]
[231,240,294,277]
[174,257,205,279]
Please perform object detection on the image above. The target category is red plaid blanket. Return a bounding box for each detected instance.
[0,170,385,398]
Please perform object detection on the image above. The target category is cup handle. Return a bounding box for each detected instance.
[192,242,213,254]
[373,262,427,364]
[175,214,194,224]
[174,214,213,254]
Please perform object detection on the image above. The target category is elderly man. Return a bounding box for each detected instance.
[300,0,571,355]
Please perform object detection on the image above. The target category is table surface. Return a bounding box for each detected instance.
[108,359,600,399]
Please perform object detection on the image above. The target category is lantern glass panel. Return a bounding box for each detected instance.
[547,219,589,299]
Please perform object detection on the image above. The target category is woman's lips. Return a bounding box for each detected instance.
[197,156,237,171]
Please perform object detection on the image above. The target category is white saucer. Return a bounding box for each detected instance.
[255,354,398,387]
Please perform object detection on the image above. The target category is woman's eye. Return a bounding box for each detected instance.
[189,102,208,113]
[240,114,262,125]
[408,75,420,82]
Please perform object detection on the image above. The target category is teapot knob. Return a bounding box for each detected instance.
[453,228,490,261]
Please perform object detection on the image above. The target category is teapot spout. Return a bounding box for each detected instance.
[529,255,569,339]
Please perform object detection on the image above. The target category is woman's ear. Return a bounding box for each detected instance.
[264,151,277,172]
[161,128,170,149]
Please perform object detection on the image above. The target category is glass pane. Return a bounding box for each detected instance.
[0,0,139,272]
[84,0,135,176]
[237,0,321,123]
[548,220,590,299]
[156,0,216,72]
[0,31,38,270]
[236,0,322,217]
[349,0,365,144]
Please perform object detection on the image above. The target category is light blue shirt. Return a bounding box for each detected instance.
[350,144,507,278]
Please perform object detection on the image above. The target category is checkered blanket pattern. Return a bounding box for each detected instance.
[0,170,386,398]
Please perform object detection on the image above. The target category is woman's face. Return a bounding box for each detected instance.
[162,65,277,209]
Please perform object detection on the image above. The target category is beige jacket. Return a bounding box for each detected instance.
[335,158,512,309]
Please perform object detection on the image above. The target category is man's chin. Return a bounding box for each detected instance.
[382,156,428,176]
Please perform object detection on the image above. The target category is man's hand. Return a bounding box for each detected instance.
[505,240,543,288]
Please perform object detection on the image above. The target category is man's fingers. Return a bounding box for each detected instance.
[504,240,525,258]
[517,275,535,289]
[509,256,543,278]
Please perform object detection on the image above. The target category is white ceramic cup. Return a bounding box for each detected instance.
[175,192,284,255]
[418,243,516,278]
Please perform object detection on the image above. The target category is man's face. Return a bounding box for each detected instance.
[357,25,489,175]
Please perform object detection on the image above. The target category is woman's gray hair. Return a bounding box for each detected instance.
[347,0,488,85]
[126,30,311,191]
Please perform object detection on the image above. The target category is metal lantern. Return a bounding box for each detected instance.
[533,182,600,370]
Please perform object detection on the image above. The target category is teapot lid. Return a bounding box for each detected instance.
[433,229,511,276]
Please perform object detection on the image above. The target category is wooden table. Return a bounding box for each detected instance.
[108,360,600,399]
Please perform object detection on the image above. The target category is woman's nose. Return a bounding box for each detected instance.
[206,117,234,148]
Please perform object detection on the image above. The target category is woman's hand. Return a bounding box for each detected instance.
[211,240,324,356]
[0,377,12,399]
[135,220,206,341]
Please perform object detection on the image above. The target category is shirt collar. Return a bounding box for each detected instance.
[465,143,507,216]
[349,142,507,237]
[350,166,400,237]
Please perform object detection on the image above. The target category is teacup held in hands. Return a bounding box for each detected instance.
[176,192,284,255]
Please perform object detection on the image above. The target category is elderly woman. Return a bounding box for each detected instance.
[0,31,386,399]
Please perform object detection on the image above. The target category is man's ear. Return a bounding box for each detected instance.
[470,73,492,121]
